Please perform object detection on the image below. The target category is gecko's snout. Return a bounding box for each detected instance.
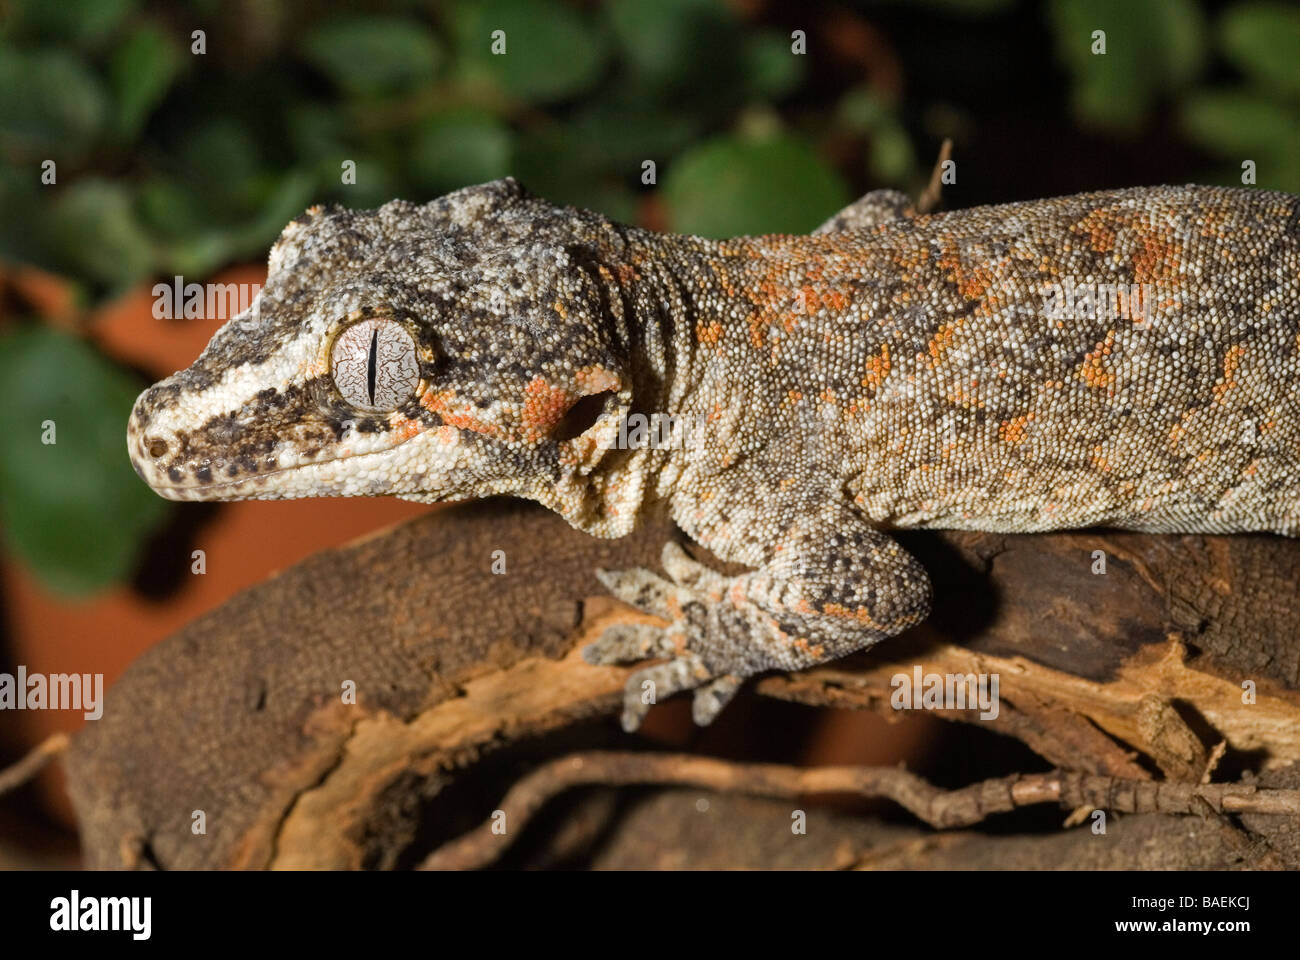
[126,390,184,498]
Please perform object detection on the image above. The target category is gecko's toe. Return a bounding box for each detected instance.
[582,623,675,665]
[691,674,742,726]
[620,655,713,731]
[595,565,684,620]
[660,541,725,594]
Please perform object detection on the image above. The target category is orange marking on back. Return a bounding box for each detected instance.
[936,240,998,301]
[1133,235,1174,283]
[1073,209,1118,254]
[926,321,960,366]
[823,289,849,311]
[697,320,723,344]
[999,412,1035,446]
[574,365,621,394]
[798,285,819,314]
[821,602,882,629]
[861,342,891,394]
[1213,345,1246,404]
[1079,329,1118,393]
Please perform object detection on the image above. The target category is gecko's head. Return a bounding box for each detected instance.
[127,178,644,534]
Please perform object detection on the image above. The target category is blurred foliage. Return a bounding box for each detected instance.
[1049,0,1300,191]
[1049,0,1208,129]
[0,0,1298,595]
[0,326,169,595]
[664,134,849,237]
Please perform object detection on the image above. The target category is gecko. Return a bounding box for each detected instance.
[127,177,1300,731]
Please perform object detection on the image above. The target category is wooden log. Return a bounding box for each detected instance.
[61,500,1300,869]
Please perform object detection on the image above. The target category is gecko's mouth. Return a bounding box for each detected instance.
[130,443,398,501]
[135,459,344,501]
[127,406,463,502]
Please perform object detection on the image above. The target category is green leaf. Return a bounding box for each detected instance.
[229,169,318,256]
[868,122,918,184]
[453,0,606,103]
[1181,88,1294,153]
[409,109,512,196]
[14,0,137,48]
[109,22,181,139]
[663,134,850,238]
[0,165,54,268]
[160,168,317,277]
[172,117,261,215]
[741,30,804,101]
[0,327,170,596]
[605,0,734,93]
[897,0,1016,9]
[319,155,402,210]
[1219,2,1300,99]
[285,102,348,165]
[1048,0,1207,129]
[1180,89,1300,192]
[302,15,441,97]
[48,179,154,290]
[0,47,109,154]
[835,86,894,134]
[567,88,702,171]
[138,176,205,241]
[512,128,636,222]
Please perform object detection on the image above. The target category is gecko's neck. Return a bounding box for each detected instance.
[554,226,723,521]
[612,228,723,416]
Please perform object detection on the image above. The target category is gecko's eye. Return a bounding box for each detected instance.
[330,318,419,411]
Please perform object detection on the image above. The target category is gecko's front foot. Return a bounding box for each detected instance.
[582,542,752,731]
[584,519,930,731]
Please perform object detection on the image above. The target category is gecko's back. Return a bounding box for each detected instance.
[662,185,1300,536]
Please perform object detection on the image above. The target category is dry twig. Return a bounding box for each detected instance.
[0,733,69,796]
[420,750,1300,870]
[916,137,954,214]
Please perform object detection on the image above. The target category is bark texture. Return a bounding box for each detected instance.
[62,499,1300,869]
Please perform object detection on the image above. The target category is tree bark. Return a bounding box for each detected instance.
[62,499,1300,869]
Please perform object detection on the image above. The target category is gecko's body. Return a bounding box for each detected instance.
[129,179,1300,728]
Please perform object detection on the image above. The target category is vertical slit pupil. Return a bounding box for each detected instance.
[367,327,378,405]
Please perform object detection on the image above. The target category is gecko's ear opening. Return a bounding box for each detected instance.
[554,390,615,443]
[553,373,631,480]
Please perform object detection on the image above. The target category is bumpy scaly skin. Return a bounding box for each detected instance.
[129,179,1300,730]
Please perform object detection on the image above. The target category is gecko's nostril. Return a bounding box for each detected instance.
[146,438,169,458]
